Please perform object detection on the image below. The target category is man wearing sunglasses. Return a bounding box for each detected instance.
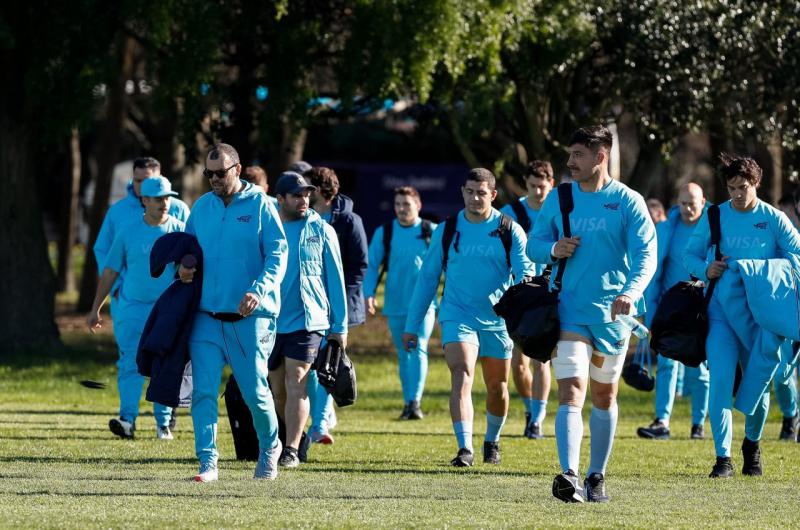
[179,143,288,483]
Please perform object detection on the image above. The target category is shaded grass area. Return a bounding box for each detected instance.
[0,315,798,528]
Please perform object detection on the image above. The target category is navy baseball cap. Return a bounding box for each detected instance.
[275,171,316,196]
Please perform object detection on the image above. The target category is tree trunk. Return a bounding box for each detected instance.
[57,127,82,293]
[765,132,783,206]
[77,36,136,311]
[0,122,62,354]
[266,117,308,183]
[626,141,665,198]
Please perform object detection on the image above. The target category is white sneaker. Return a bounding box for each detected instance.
[156,426,173,440]
[109,418,135,439]
[327,407,338,431]
[254,440,282,480]
[194,462,218,483]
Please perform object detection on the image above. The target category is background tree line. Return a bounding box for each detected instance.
[1,0,798,353]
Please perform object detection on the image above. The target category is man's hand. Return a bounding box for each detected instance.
[178,264,195,284]
[706,256,729,280]
[402,333,418,352]
[86,310,103,334]
[328,332,348,350]
[552,236,581,259]
[610,294,634,320]
[366,296,377,316]
[238,292,260,317]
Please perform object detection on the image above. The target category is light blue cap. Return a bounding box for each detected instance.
[141,176,178,198]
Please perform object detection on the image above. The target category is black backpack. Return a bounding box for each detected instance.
[509,199,532,233]
[441,213,514,272]
[314,339,357,407]
[493,183,574,363]
[223,375,259,461]
[650,204,721,368]
[376,219,433,287]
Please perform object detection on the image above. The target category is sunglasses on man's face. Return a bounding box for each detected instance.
[203,163,238,180]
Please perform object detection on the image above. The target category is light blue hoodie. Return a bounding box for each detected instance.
[278,209,348,335]
[185,180,287,317]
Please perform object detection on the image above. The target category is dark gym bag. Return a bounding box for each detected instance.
[223,375,259,461]
[314,339,357,407]
[493,183,574,362]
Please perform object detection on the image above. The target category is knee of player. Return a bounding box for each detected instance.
[485,379,508,396]
[590,389,617,410]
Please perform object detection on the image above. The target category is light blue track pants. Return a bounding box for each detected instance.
[655,356,709,426]
[190,312,278,465]
[114,306,172,428]
[706,317,770,458]
[388,308,436,404]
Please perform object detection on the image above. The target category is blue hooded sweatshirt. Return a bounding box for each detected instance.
[185,180,287,317]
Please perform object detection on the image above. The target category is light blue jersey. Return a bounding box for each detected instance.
[104,216,185,309]
[684,200,800,318]
[501,197,547,275]
[185,180,287,317]
[528,179,657,325]
[405,208,534,334]
[662,219,696,292]
[278,220,306,333]
[363,218,437,316]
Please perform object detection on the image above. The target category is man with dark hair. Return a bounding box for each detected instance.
[364,186,437,419]
[304,166,368,443]
[268,172,347,468]
[685,153,800,478]
[243,165,278,207]
[529,125,656,502]
[179,143,288,482]
[403,168,534,467]
[501,161,555,439]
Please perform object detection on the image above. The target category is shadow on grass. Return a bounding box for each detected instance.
[0,456,197,465]
[0,409,112,416]
[11,490,256,499]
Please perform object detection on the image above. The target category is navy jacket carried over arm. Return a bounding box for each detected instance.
[329,193,368,327]
[137,232,203,408]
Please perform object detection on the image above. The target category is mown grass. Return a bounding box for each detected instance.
[0,315,798,529]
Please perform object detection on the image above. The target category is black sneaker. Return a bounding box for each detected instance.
[552,470,584,503]
[741,438,763,476]
[523,412,532,436]
[584,472,610,503]
[779,414,799,441]
[637,419,670,440]
[109,418,135,439]
[399,402,412,420]
[450,448,474,467]
[482,441,501,464]
[278,446,299,468]
[691,424,705,440]
[525,421,543,440]
[709,456,734,478]
[297,431,311,463]
[408,400,424,420]
[169,409,178,431]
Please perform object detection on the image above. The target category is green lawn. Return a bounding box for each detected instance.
[0,316,798,529]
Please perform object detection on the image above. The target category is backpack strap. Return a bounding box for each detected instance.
[704,204,722,303]
[375,220,394,287]
[498,214,514,270]
[420,219,433,246]
[509,200,531,233]
[552,182,574,291]
[441,215,459,272]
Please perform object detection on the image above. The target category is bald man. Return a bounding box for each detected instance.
[638,183,711,441]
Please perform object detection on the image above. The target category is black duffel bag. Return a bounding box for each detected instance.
[493,183,574,363]
[622,337,655,391]
[650,204,721,368]
[314,339,357,407]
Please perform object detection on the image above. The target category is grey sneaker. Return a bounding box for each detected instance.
[254,440,282,480]
[109,418,135,439]
[156,425,173,440]
[278,447,300,468]
[193,462,218,483]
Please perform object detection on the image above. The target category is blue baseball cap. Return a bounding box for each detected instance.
[275,171,316,196]
[141,176,179,198]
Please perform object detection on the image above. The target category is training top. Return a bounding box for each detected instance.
[684,199,800,319]
[501,196,547,275]
[104,216,185,307]
[405,208,534,333]
[185,180,288,317]
[363,218,438,316]
[528,179,657,325]
[277,211,347,334]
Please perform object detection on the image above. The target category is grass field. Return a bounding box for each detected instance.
[1,314,798,529]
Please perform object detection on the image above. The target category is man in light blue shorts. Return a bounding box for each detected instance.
[403,169,533,467]
[529,126,656,502]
